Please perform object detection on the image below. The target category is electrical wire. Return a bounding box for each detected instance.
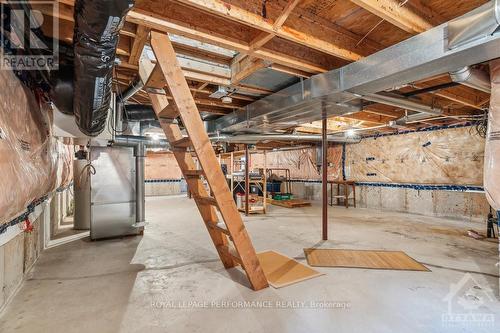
[77,162,96,190]
[469,109,489,138]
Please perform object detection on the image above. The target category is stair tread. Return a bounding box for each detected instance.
[171,137,192,148]
[184,170,204,177]
[194,196,218,206]
[207,221,230,235]
[228,248,243,265]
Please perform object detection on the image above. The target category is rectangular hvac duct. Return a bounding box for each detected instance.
[214,1,500,133]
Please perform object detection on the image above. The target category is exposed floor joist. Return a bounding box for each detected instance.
[38,0,491,133]
[349,0,441,34]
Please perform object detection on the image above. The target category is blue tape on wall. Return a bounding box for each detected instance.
[145,179,183,183]
[354,182,484,192]
[56,182,74,192]
[286,179,483,192]
[362,122,474,140]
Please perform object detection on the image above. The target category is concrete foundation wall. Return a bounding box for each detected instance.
[289,182,323,201]
[290,182,489,222]
[0,210,44,311]
[0,187,72,311]
[145,180,185,197]
[356,186,489,222]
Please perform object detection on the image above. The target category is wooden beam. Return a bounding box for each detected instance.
[121,21,137,38]
[161,0,365,61]
[127,9,326,74]
[231,57,269,84]
[129,25,150,66]
[172,41,233,65]
[231,0,301,80]
[177,57,231,79]
[340,111,392,125]
[117,36,131,56]
[192,82,208,98]
[42,0,350,75]
[240,0,300,59]
[269,64,310,78]
[166,96,243,110]
[349,0,441,34]
[412,84,484,110]
[137,56,271,97]
[274,0,301,29]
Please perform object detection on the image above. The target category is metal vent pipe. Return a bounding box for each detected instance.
[111,135,169,227]
[450,67,491,93]
[360,93,443,115]
[210,134,361,144]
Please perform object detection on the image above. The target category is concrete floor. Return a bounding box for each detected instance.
[0,195,499,333]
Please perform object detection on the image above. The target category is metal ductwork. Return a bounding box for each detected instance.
[73,0,135,137]
[111,135,169,227]
[449,67,492,93]
[119,80,145,103]
[210,134,361,144]
[122,104,157,122]
[359,92,444,126]
[394,113,436,125]
[448,0,500,49]
[111,135,170,149]
[213,2,500,133]
[360,92,443,115]
[116,81,145,131]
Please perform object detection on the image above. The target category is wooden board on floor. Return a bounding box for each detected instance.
[266,198,311,208]
[238,207,265,214]
[256,250,323,288]
[304,249,430,271]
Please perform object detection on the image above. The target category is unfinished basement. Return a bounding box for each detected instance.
[0,0,499,332]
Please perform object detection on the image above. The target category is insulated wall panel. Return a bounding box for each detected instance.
[345,127,484,185]
[251,146,343,180]
[0,68,73,225]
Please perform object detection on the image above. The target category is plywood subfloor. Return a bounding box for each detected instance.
[304,249,430,271]
[256,250,323,288]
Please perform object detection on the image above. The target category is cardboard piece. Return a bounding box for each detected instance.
[256,250,324,288]
[304,249,429,271]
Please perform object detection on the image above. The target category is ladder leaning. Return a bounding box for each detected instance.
[138,31,268,291]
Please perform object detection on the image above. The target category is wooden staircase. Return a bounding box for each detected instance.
[139,31,268,291]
